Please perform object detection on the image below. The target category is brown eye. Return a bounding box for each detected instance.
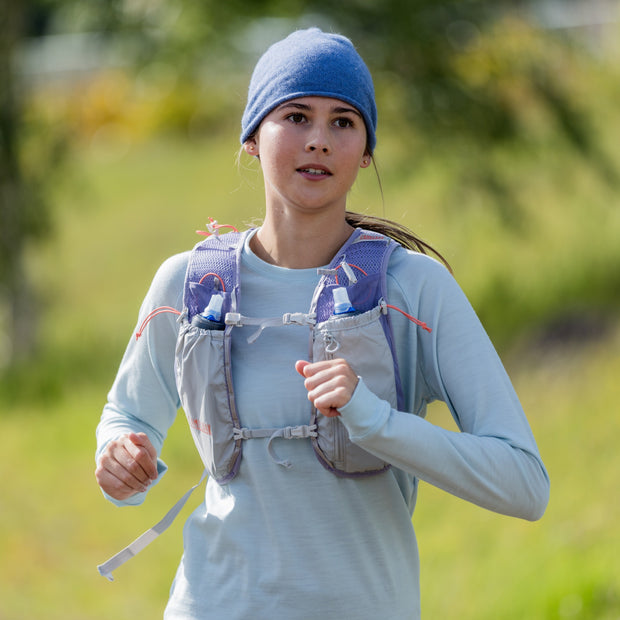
[287,113,306,124]
[334,117,354,128]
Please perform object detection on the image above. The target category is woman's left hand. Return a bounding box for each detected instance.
[295,359,359,417]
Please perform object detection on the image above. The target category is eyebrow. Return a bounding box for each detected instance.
[277,101,362,117]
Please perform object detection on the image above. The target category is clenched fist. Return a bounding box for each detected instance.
[295,358,359,417]
[95,432,158,500]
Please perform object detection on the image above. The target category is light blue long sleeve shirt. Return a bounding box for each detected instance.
[96,231,549,619]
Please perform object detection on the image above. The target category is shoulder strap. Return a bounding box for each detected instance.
[183,230,252,321]
[313,228,404,410]
[312,228,398,323]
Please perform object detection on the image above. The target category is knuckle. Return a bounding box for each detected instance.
[333,375,348,389]
[98,452,113,469]
[334,360,350,373]
[117,470,136,488]
[125,459,143,477]
[110,437,125,450]
[304,377,317,391]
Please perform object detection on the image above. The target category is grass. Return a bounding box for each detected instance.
[417,331,620,619]
[1,130,619,618]
[0,387,201,619]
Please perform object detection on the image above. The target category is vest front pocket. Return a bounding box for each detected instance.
[175,319,241,484]
[311,306,395,476]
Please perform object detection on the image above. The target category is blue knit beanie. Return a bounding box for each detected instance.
[241,28,377,152]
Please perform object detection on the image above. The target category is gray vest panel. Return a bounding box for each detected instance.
[175,228,403,483]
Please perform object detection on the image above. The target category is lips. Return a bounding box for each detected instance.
[297,164,332,178]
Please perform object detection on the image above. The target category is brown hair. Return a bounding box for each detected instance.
[344,210,452,272]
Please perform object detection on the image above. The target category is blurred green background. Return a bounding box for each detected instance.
[1,1,619,618]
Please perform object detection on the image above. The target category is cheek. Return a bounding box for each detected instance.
[344,144,368,174]
[257,128,294,167]
[257,122,290,150]
[340,133,368,166]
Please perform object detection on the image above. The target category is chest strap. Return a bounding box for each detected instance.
[225,311,317,344]
[233,424,319,468]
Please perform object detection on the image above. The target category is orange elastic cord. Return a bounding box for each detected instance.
[136,306,182,340]
[196,217,239,237]
[386,304,432,333]
[198,272,226,289]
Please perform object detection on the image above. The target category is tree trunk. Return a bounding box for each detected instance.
[0,0,37,367]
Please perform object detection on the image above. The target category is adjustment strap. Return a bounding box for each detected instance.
[97,470,208,581]
[233,424,318,468]
[225,312,316,344]
[317,259,359,284]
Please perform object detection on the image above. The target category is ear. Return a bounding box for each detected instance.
[360,155,372,169]
[244,138,258,157]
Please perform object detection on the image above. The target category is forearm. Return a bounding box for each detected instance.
[339,380,549,521]
[95,253,188,506]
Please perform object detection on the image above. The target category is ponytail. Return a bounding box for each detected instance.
[345,211,452,273]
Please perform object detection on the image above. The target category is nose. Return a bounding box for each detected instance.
[308,143,330,154]
[306,128,331,154]
[308,144,329,153]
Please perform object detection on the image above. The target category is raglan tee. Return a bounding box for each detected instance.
[96,229,549,620]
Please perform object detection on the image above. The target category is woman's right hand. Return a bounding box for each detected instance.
[95,432,159,500]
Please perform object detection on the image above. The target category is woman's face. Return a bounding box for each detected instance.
[245,96,371,217]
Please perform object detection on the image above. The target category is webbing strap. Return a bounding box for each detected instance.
[97,470,208,581]
[225,311,316,344]
[233,424,318,468]
[317,258,358,284]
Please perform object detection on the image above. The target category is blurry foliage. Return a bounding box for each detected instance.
[29,69,234,146]
[35,0,620,212]
[2,0,619,369]
[27,0,620,162]
[0,0,71,365]
[181,1,618,166]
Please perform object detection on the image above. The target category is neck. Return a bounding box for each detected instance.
[251,212,354,269]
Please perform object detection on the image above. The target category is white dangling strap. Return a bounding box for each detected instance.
[97,470,208,581]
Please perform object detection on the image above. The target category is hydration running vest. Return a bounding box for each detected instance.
[175,227,408,483]
[98,225,433,580]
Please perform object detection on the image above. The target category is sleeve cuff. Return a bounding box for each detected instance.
[338,377,391,442]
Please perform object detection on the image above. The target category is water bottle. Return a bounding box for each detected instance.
[191,293,225,330]
[332,287,357,316]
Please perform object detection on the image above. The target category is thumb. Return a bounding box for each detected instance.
[128,431,149,445]
[128,432,156,458]
[295,360,310,377]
